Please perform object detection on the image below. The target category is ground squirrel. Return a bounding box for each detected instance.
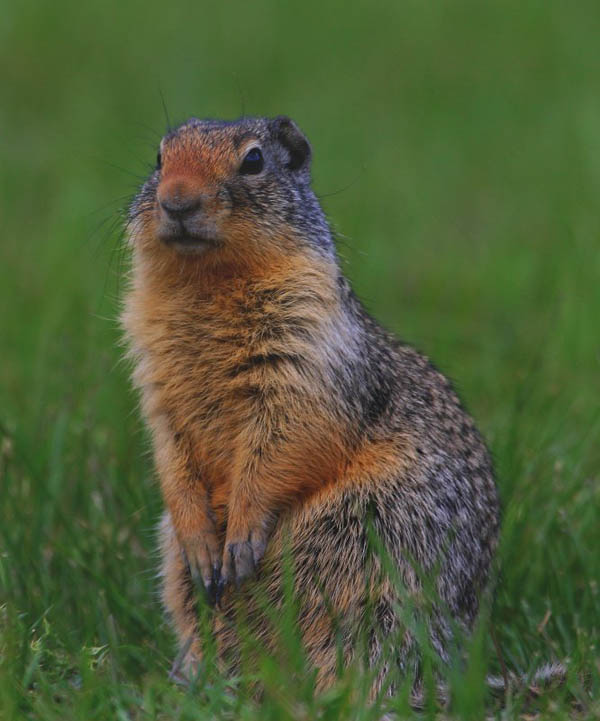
[122,115,501,694]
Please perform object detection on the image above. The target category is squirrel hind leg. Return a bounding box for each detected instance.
[158,511,202,680]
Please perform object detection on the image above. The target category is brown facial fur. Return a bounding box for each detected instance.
[122,116,500,694]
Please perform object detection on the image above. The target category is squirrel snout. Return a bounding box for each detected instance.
[158,187,203,220]
[155,178,221,249]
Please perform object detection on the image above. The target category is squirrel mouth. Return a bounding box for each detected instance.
[159,230,221,253]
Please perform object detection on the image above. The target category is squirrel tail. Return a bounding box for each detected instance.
[485,660,568,695]
[407,662,567,709]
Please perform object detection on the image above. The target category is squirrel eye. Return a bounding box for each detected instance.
[156,151,162,170]
[239,147,264,175]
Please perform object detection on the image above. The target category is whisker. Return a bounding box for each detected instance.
[158,86,172,132]
[316,169,365,199]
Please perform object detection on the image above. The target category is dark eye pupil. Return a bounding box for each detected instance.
[240,147,263,175]
[156,151,162,169]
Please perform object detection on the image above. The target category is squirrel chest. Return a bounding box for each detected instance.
[123,257,351,522]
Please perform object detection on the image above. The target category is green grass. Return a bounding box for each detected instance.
[1,0,599,717]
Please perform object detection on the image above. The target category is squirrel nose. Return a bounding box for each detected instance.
[158,191,203,220]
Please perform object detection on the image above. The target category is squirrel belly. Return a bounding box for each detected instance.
[122,115,500,693]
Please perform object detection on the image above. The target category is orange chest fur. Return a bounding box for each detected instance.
[123,252,355,519]
[126,284,271,483]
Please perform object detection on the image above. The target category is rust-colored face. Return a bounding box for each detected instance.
[128,116,319,262]
[155,124,263,254]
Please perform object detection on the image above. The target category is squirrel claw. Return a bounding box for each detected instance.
[223,541,255,588]
[181,549,203,589]
[222,528,268,589]
[205,562,223,608]
[214,577,226,609]
[180,537,222,606]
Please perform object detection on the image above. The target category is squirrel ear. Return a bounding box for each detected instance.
[272,116,311,171]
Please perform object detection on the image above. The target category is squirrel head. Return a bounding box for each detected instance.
[128,116,333,272]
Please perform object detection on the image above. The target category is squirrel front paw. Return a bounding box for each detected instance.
[180,531,224,607]
[221,525,269,589]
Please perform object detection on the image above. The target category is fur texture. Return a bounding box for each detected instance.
[122,115,500,693]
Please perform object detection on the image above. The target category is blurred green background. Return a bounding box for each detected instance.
[1,0,599,718]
